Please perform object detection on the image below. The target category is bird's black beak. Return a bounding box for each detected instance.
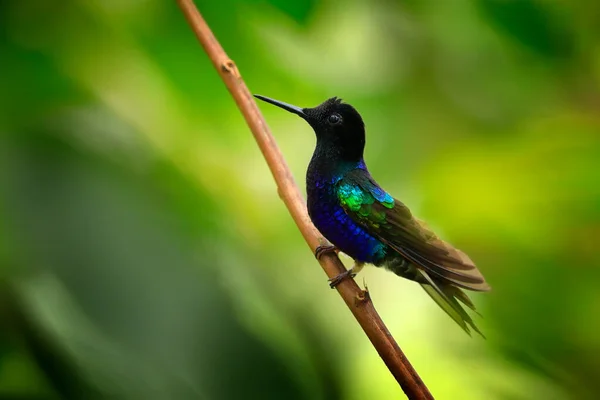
[254,95,307,119]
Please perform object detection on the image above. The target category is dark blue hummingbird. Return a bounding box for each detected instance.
[255,95,491,335]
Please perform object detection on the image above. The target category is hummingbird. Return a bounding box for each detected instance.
[254,95,491,335]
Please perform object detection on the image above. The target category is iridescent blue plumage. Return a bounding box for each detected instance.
[255,94,491,336]
[307,162,389,264]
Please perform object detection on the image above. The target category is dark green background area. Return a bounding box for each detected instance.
[1,0,599,399]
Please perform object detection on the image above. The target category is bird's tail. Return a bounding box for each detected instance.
[418,269,484,337]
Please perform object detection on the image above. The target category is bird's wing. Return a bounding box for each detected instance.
[336,169,490,292]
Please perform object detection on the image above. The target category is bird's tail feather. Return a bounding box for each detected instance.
[418,269,484,337]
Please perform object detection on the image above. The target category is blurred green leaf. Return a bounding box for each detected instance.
[263,0,317,24]
[476,0,575,59]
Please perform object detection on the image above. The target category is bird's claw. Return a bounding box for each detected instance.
[328,270,356,288]
[315,244,338,260]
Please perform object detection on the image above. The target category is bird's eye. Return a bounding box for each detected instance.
[328,114,342,125]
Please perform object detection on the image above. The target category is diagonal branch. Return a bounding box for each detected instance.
[175,1,433,398]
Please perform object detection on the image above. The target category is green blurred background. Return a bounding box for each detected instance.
[1,0,599,398]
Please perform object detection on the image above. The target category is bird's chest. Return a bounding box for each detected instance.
[306,175,385,263]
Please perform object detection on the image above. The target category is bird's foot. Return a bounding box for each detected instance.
[328,270,356,288]
[328,262,364,289]
[315,244,338,260]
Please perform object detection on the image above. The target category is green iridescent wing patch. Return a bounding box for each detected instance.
[338,179,390,226]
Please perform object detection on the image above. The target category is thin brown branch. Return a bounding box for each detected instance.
[175,1,434,398]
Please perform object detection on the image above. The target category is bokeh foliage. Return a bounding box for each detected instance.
[1,0,599,398]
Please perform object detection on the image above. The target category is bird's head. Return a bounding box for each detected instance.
[255,95,366,162]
